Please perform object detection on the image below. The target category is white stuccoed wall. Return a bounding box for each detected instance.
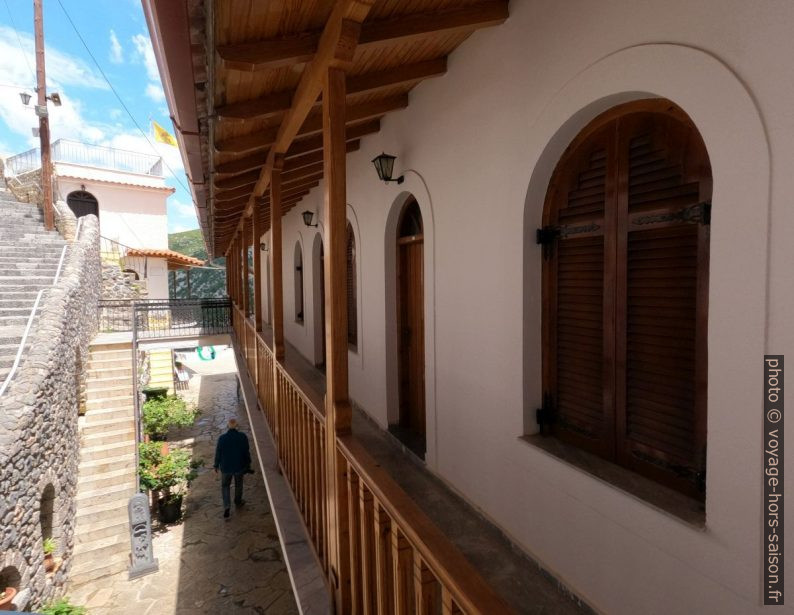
[258,1,794,612]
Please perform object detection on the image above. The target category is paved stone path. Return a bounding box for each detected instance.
[69,348,298,614]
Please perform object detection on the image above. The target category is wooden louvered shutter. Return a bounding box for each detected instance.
[543,123,615,458]
[347,224,357,348]
[616,111,710,496]
[542,100,710,498]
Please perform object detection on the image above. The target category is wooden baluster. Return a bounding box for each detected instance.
[359,484,376,615]
[347,464,362,614]
[413,552,439,615]
[391,526,412,615]
[374,502,393,615]
[441,588,462,615]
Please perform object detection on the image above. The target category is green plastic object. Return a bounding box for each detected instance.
[196,346,217,361]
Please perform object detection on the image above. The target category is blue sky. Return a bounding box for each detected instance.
[0,0,199,232]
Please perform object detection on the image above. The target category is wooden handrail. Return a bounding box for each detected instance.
[337,435,513,614]
[231,314,511,614]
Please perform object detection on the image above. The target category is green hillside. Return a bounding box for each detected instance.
[168,229,227,298]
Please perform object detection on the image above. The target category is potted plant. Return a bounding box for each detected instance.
[40,597,86,615]
[142,395,200,441]
[0,587,16,611]
[43,537,57,573]
[139,443,202,523]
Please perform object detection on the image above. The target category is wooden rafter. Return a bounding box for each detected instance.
[216,58,446,122]
[215,95,407,154]
[217,2,507,72]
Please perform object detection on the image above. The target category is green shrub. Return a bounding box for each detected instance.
[40,597,86,615]
[142,395,199,438]
[139,443,203,502]
[43,537,56,555]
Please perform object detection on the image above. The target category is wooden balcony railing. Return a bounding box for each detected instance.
[233,307,510,614]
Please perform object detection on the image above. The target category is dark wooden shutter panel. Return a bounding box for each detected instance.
[618,116,710,494]
[347,224,357,348]
[547,129,613,456]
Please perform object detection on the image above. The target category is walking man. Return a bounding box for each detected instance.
[213,418,251,518]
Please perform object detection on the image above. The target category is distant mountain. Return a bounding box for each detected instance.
[168,229,227,298]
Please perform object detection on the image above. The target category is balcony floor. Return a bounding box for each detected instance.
[255,324,590,614]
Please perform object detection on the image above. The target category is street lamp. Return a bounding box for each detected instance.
[371,152,404,184]
[19,92,31,105]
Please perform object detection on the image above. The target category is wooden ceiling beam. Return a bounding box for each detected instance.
[215,169,261,191]
[215,95,405,155]
[216,58,446,122]
[226,0,375,249]
[217,2,507,72]
[215,138,359,179]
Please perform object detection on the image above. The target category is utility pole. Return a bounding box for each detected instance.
[34,0,54,230]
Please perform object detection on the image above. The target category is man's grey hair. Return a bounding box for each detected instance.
[228,418,238,428]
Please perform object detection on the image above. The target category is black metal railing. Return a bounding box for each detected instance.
[133,299,232,339]
[98,299,136,332]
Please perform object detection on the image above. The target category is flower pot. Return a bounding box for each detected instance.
[0,587,17,611]
[44,553,55,573]
[158,495,183,523]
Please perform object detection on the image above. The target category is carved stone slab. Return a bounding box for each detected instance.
[128,492,159,579]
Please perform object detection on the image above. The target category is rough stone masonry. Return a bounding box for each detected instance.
[0,213,100,609]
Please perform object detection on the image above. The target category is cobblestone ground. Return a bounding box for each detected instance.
[69,348,298,615]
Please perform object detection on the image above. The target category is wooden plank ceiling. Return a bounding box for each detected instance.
[198,0,508,256]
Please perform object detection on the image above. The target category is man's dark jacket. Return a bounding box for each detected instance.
[214,428,251,474]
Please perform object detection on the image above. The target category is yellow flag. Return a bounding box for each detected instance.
[152,120,178,146]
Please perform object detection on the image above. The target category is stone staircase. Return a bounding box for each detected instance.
[70,340,137,586]
[0,189,66,385]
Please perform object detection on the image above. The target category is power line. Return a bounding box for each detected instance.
[53,0,191,196]
[3,0,36,82]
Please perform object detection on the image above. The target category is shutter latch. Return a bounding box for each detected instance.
[536,393,556,435]
[536,226,560,260]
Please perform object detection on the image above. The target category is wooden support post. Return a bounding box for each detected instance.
[270,157,285,360]
[323,65,352,614]
[242,225,250,317]
[253,204,263,331]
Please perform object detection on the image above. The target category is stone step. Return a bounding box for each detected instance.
[0,248,67,256]
[0,275,57,284]
[75,465,136,492]
[83,402,135,419]
[73,531,130,561]
[0,299,40,309]
[81,416,135,436]
[76,481,136,507]
[0,307,39,318]
[90,343,134,354]
[69,553,129,587]
[0,268,57,277]
[81,425,136,447]
[0,326,24,345]
[87,357,132,371]
[0,315,38,327]
[90,347,133,359]
[85,385,134,401]
[0,257,64,265]
[0,286,52,294]
[86,375,134,389]
[78,453,136,481]
[80,440,136,462]
[86,365,131,379]
[74,511,129,543]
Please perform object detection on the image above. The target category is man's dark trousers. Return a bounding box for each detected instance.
[221,472,244,508]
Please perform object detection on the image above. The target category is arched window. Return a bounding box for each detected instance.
[539,99,711,498]
[294,242,304,323]
[66,190,98,219]
[347,222,357,349]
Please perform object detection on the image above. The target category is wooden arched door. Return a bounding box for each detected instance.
[66,190,98,219]
[396,198,425,454]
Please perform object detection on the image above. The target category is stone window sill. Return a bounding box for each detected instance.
[520,434,706,528]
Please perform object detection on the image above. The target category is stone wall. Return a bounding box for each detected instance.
[0,215,100,609]
[102,264,148,300]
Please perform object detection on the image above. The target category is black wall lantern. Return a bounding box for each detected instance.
[371,152,404,184]
[302,210,318,227]
[260,242,268,252]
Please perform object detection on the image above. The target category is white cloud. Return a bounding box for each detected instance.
[109,30,123,64]
[0,25,112,148]
[131,33,160,82]
[169,198,196,219]
[145,83,165,102]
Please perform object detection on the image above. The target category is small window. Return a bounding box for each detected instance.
[294,242,304,323]
[347,223,357,349]
[539,99,711,499]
